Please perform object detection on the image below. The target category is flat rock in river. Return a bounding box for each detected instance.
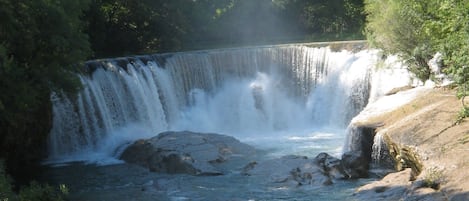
[120,131,257,175]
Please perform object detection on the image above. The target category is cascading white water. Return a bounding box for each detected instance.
[47,45,401,164]
[343,54,416,155]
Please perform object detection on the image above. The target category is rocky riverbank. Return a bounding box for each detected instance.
[351,87,469,201]
[120,131,369,188]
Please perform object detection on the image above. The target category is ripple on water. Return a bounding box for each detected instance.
[41,160,372,201]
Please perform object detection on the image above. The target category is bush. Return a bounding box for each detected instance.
[365,0,469,118]
[422,167,444,190]
[0,161,67,201]
[0,161,14,201]
[365,0,435,81]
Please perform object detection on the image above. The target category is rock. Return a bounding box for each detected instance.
[354,168,447,201]
[342,125,377,178]
[450,193,469,201]
[342,151,369,178]
[242,153,347,187]
[428,52,442,75]
[403,187,447,201]
[370,133,397,172]
[384,86,415,96]
[397,147,423,180]
[120,131,256,175]
[346,126,376,157]
[315,152,347,180]
[353,168,412,200]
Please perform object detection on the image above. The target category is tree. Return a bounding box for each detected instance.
[0,0,91,182]
[426,1,469,93]
[427,0,469,116]
[85,0,201,57]
[365,0,469,116]
[364,0,434,81]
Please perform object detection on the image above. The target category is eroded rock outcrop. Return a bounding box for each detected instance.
[120,131,257,175]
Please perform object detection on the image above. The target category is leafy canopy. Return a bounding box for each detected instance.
[0,0,91,180]
[365,0,469,115]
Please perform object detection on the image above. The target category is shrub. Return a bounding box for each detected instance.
[0,161,67,201]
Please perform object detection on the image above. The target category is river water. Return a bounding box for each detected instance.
[42,148,375,201]
[43,43,412,200]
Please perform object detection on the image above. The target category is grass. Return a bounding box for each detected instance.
[422,167,444,190]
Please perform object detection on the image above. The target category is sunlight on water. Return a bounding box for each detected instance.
[44,44,413,200]
[49,46,381,163]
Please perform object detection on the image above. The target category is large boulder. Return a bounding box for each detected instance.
[120,131,257,175]
[241,153,347,187]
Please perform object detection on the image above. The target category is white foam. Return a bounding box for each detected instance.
[351,86,431,125]
[44,123,154,166]
[47,46,412,165]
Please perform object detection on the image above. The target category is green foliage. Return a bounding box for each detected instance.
[85,0,190,57]
[298,0,364,36]
[0,0,366,184]
[0,0,91,181]
[83,0,366,57]
[0,161,14,201]
[457,106,469,123]
[1,161,67,201]
[364,0,433,81]
[422,167,443,190]
[18,182,67,201]
[365,0,469,116]
[423,0,469,116]
[426,0,469,87]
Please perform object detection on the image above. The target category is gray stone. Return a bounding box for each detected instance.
[342,151,370,178]
[120,131,256,175]
[315,152,347,180]
[242,153,347,187]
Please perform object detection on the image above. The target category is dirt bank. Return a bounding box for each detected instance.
[353,87,469,201]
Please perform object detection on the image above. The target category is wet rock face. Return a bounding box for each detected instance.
[343,125,379,178]
[342,151,370,178]
[242,153,347,187]
[347,126,376,160]
[120,131,257,175]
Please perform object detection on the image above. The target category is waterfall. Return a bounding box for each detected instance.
[47,44,393,164]
[372,132,385,163]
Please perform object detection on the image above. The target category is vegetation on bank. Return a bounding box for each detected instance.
[0,0,91,185]
[1,161,67,201]
[365,0,469,111]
